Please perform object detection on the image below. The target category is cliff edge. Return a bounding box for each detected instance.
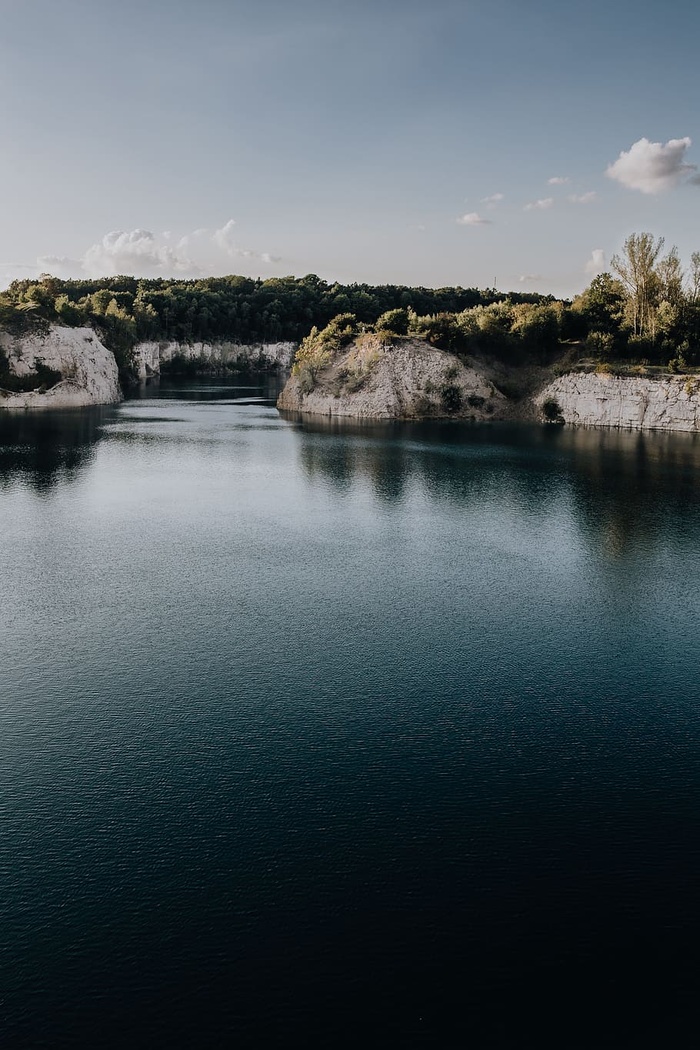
[132,339,296,379]
[278,335,508,421]
[0,325,120,410]
[536,372,700,432]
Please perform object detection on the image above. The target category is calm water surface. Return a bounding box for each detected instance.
[2,378,700,1047]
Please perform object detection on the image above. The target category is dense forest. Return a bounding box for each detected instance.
[1,233,699,385]
[0,273,543,370]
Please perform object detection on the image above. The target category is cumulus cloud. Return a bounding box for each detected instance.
[569,191,597,204]
[524,198,554,211]
[606,136,697,194]
[36,255,84,278]
[212,219,238,253]
[211,219,281,262]
[585,249,606,275]
[82,229,194,277]
[481,193,504,206]
[519,274,542,283]
[548,176,570,186]
[456,212,492,226]
[22,222,284,282]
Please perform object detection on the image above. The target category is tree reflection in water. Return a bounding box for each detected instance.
[289,414,700,561]
[0,407,110,493]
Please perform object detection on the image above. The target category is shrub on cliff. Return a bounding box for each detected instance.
[542,398,563,422]
[440,383,463,413]
[291,314,358,378]
[374,308,409,336]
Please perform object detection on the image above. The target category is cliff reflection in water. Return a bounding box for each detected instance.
[0,407,109,493]
[293,415,700,560]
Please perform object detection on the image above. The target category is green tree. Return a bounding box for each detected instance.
[611,233,664,340]
[572,273,625,336]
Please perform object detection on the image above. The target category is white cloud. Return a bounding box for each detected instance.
[606,136,697,194]
[36,255,84,278]
[519,274,542,283]
[456,212,492,226]
[212,219,238,253]
[569,191,597,204]
[211,219,281,262]
[548,176,570,185]
[82,229,195,277]
[25,222,284,282]
[481,193,504,206]
[585,249,606,275]
[524,198,554,211]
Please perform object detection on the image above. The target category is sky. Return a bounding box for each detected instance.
[1,0,699,296]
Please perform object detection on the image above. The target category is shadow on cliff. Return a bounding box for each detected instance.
[289,415,700,560]
[0,407,110,493]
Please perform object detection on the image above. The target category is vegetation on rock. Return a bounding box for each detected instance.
[2,231,699,389]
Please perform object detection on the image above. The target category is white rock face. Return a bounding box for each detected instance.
[278,338,507,420]
[537,372,700,432]
[132,340,296,379]
[0,325,121,410]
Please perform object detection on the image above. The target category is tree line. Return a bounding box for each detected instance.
[0,273,544,371]
[1,234,699,384]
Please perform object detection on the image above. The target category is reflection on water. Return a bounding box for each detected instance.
[3,393,700,560]
[3,382,700,1047]
[292,414,700,559]
[0,406,110,492]
[131,373,286,402]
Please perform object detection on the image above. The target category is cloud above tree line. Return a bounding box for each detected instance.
[606,136,699,194]
[585,249,606,275]
[34,222,282,280]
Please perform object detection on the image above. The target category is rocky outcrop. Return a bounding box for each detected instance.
[132,339,296,379]
[0,325,120,410]
[278,337,507,421]
[536,372,700,432]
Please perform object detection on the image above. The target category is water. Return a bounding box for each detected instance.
[2,378,700,1047]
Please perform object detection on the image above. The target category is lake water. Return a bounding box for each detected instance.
[2,378,700,1047]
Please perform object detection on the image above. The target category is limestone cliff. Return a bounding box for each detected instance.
[132,339,296,379]
[0,325,120,410]
[536,372,700,432]
[278,337,507,421]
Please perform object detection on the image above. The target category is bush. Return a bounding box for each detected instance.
[585,330,615,358]
[374,308,409,336]
[297,366,315,394]
[440,383,463,413]
[344,371,369,393]
[291,314,359,377]
[541,398,563,422]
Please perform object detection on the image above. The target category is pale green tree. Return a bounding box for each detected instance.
[611,233,665,339]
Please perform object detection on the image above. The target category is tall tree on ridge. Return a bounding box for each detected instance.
[611,232,664,340]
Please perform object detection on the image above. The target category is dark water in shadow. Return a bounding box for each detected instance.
[2,378,700,1047]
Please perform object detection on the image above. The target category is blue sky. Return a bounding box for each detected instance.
[1,0,698,294]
